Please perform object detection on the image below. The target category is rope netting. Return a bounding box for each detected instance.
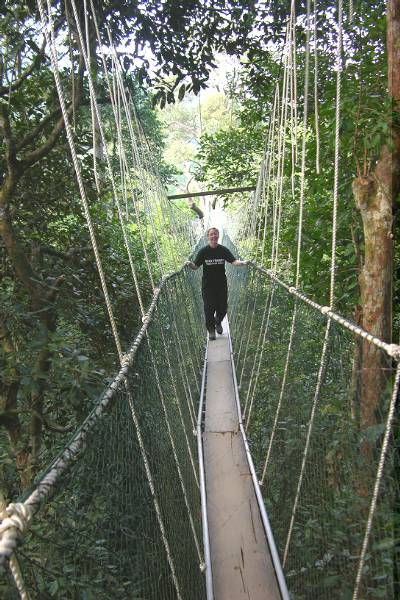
[225,244,399,599]
[1,268,207,599]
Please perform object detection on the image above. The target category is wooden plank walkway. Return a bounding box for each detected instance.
[203,325,282,600]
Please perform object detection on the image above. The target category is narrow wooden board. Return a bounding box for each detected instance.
[203,330,281,600]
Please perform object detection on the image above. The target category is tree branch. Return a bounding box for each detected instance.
[0,41,46,98]
[21,57,85,168]
[16,106,63,152]
[0,317,22,448]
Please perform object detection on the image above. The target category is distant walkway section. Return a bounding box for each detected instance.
[203,324,282,600]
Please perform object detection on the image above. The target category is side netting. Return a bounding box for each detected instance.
[226,259,400,600]
[0,268,207,600]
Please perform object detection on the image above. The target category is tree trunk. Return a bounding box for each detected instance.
[351,1,400,500]
[352,0,399,432]
[352,160,393,430]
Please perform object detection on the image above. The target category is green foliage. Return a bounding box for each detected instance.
[196,0,388,316]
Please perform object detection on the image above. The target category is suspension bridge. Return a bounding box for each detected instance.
[1,0,399,599]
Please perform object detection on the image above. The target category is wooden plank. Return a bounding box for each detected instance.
[203,329,281,600]
[167,186,256,200]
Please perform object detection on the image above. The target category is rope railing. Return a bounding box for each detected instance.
[226,253,400,600]
[1,266,208,600]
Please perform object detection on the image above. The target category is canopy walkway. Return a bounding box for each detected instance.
[1,0,399,598]
[1,258,399,599]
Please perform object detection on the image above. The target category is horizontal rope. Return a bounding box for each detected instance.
[0,267,185,569]
[247,261,400,361]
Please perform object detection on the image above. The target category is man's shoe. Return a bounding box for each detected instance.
[215,322,223,335]
[208,329,216,341]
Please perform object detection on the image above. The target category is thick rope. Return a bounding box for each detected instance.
[0,501,30,600]
[248,263,400,360]
[0,275,176,567]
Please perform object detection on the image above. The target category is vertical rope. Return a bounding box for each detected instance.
[38,0,123,361]
[244,286,276,426]
[282,0,343,565]
[313,0,321,174]
[260,0,310,483]
[283,319,331,565]
[352,362,400,599]
[295,0,311,288]
[330,0,343,309]
[145,336,203,565]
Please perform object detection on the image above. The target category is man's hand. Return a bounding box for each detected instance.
[185,260,198,270]
[232,259,248,267]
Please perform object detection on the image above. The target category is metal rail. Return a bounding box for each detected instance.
[226,318,291,600]
[197,342,214,600]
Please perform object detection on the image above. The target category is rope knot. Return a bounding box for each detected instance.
[288,286,297,294]
[0,503,31,537]
[321,306,330,315]
[387,344,400,361]
[121,353,130,366]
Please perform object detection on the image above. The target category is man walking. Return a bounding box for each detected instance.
[186,227,247,340]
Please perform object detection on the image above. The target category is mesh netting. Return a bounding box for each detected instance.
[2,269,207,600]
[227,260,399,600]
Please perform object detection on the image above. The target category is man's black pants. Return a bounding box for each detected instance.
[202,284,228,331]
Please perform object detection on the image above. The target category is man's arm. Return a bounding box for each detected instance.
[232,259,247,267]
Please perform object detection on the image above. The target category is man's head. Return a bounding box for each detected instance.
[207,227,219,248]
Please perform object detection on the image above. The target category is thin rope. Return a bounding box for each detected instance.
[38,0,123,361]
[258,1,309,479]
[124,386,184,600]
[85,8,201,545]
[239,275,261,388]
[330,0,343,309]
[272,32,291,272]
[352,362,400,599]
[244,286,276,425]
[145,336,203,564]
[295,0,311,288]
[261,85,279,266]
[260,304,298,484]
[313,0,321,174]
[70,0,150,319]
[283,319,331,565]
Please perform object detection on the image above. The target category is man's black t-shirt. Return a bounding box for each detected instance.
[194,244,236,288]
